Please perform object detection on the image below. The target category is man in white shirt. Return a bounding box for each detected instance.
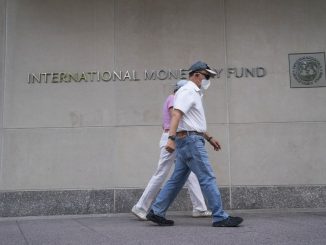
[146,61,243,227]
[131,80,211,220]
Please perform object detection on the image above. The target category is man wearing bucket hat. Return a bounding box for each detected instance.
[146,61,243,227]
[131,79,211,220]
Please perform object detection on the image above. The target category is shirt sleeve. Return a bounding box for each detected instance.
[166,95,174,109]
[174,89,194,114]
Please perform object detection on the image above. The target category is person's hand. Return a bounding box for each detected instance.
[165,139,176,153]
[208,138,221,151]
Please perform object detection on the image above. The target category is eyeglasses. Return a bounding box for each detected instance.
[196,72,210,80]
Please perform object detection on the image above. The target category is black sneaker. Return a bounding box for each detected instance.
[212,216,243,227]
[146,210,174,226]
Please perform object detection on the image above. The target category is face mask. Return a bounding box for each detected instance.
[201,79,211,90]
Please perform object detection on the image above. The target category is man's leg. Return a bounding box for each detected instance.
[186,172,211,216]
[134,147,175,212]
[132,133,176,220]
[150,157,190,218]
[186,136,229,223]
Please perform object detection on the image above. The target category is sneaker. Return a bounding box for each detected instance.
[131,206,147,221]
[212,216,243,227]
[192,210,212,218]
[146,210,174,226]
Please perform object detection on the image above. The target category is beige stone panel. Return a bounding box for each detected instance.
[93,0,116,71]
[0,0,5,172]
[206,124,230,186]
[113,81,167,126]
[228,72,326,123]
[0,0,5,128]
[110,126,162,187]
[6,0,112,71]
[226,0,326,123]
[5,81,120,128]
[0,127,118,190]
[115,0,228,124]
[229,123,326,185]
[226,0,326,73]
[115,0,226,73]
[4,0,116,128]
[204,79,228,124]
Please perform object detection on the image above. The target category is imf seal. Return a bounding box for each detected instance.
[292,56,323,85]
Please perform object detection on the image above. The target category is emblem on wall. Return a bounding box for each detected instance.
[289,52,326,88]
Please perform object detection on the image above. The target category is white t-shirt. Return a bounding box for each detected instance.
[174,81,207,132]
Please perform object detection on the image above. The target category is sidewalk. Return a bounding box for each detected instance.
[1,209,326,245]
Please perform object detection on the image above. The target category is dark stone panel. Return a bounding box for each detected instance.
[0,190,114,217]
[220,187,230,210]
[169,189,192,211]
[231,186,326,209]
[88,190,114,214]
[115,189,143,213]
[231,186,265,209]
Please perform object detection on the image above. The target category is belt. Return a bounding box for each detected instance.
[163,129,169,132]
[176,131,204,138]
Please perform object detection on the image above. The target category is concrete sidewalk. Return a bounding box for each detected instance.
[1,209,326,245]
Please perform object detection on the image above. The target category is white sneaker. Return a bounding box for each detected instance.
[131,206,147,221]
[192,210,212,218]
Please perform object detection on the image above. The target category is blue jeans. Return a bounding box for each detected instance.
[151,134,229,223]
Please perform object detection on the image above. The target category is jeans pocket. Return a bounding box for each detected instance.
[192,137,208,158]
[193,136,205,146]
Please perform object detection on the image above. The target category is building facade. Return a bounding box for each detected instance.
[0,0,326,216]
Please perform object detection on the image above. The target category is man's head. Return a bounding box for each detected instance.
[174,79,188,93]
[188,61,217,88]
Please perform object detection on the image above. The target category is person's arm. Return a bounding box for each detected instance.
[168,107,173,117]
[165,109,183,153]
[204,132,221,151]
